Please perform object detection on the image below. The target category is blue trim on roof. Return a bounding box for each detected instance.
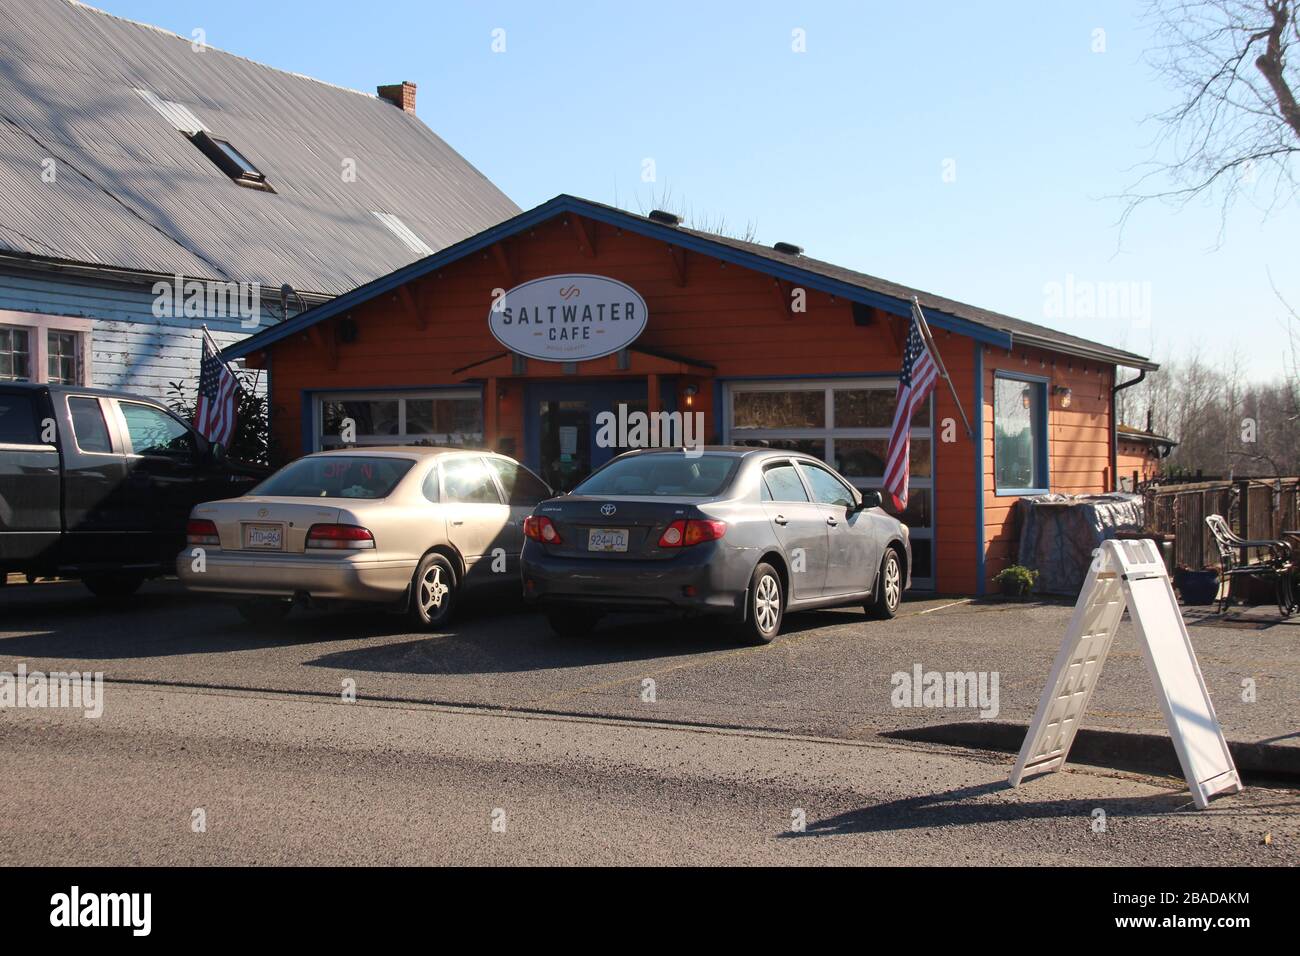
[566,201,1012,349]
[221,194,1015,361]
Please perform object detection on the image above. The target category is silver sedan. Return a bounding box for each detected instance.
[177,447,551,628]
[521,447,911,643]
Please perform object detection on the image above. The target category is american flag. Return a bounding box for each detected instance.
[883,304,939,512]
[195,331,239,448]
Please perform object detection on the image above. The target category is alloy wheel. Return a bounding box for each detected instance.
[883,553,901,611]
[420,565,449,617]
[754,573,780,634]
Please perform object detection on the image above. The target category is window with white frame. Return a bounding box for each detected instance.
[0,312,92,385]
[993,374,1048,493]
[316,390,482,450]
[0,326,32,381]
[724,379,935,587]
[47,330,81,384]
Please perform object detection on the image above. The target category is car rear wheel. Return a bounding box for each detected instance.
[546,609,600,638]
[867,548,902,619]
[235,597,293,627]
[735,561,783,645]
[410,553,457,629]
[82,572,144,600]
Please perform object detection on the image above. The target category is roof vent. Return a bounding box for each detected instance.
[773,241,804,255]
[648,209,682,226]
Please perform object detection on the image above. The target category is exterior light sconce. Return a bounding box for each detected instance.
[1053,385,1073,409]
[683,384,698,408]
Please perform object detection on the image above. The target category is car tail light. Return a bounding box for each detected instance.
[658,519,727,548]
[523,515,562,544]
[306,524,375,550]
[186,518,220,547]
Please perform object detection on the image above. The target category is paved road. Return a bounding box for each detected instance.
[1,682,1294,865]
[0,580,1294,747]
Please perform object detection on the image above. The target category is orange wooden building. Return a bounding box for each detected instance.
[224,195,1157,594]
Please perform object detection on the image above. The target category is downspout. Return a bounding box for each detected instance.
[1111,368,1147,491]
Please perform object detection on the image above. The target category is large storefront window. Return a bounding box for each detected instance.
[316,390,482,450]
[724,379,934,588]
[993,375,1047,493]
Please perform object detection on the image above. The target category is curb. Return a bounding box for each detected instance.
[882,721,1300,783]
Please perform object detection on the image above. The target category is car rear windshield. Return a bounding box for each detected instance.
[573,454,739,497]
[252,456,415,499]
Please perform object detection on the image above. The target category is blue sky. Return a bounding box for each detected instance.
[97,0,1298,379]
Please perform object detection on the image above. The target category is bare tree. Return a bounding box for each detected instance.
[1267,269,1300,414]
[1123,0,1300,227]
[624,183,759,242]
[1118,346,1300,476]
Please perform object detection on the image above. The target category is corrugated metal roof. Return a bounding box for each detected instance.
[223,194,1158,371]
[0,0,519,295]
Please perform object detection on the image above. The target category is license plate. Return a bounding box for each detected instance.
[243,523,285,551]
[587,528,628,553]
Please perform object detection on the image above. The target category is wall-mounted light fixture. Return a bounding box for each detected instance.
[683,384,698,408]
[1053,385,1073,409]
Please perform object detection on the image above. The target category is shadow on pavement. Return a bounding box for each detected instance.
[884,720,1300,783]
[306,610,755,675]
[783,781,1200,838]
[0,580,406,660]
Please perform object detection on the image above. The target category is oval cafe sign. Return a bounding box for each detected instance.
[488,274,648,363]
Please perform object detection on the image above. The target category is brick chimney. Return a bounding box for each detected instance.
[377,81,417,114]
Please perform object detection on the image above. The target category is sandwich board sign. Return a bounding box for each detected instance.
[1010,538,1242,809]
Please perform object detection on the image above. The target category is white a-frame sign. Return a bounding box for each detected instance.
[1010,538,1242,809]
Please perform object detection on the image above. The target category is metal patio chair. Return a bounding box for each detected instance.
[1204,514,1296,618]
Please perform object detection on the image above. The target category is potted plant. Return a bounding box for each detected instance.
[993,565,1038,599]
[1175,564,1219,606]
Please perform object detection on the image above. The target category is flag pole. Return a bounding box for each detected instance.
[911,296,973,440]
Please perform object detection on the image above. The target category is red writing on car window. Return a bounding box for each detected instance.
[321,461,374,481]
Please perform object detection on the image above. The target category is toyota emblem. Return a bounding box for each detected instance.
[258,508,269,518]
[600,503,617,516]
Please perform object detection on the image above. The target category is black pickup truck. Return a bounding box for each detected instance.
[0,383,264,597]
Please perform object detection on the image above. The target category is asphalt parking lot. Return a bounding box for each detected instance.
[2,578,1296,865]
[0,578,1294,753]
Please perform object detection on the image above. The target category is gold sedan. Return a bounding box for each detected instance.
[176,447,552,628]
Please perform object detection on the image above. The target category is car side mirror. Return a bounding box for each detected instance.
[857,490,882,511]
[208,441,227,464]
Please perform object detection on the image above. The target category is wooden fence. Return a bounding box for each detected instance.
[1143,477,1300,569]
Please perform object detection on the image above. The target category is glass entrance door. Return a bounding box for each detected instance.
[526,381,655,492]
[538,400,591,492]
